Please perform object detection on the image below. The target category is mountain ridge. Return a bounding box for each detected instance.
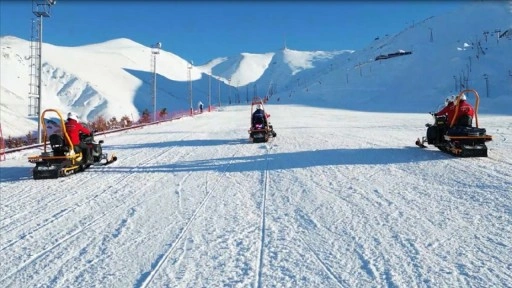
[1,1,511,137]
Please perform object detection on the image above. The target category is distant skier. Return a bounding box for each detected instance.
[198,101,204,113]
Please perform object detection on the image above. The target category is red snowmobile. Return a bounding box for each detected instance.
[28,109,117,179]
[248,97,276,143]
[416,89,492,157]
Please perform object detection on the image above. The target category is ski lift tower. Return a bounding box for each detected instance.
[208,73,212,112]
[187,61,193,115]
[150,42,161,122]
[29,0,56,144]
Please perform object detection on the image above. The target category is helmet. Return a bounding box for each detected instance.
[460,93,467,101]
[67,112,79,121]
[445,95,456,105]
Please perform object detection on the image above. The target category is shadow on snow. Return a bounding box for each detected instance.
[106,138,247,150]
[94,147,450,175]
[0,145,450,182]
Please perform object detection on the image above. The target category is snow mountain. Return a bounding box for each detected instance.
[1,1,511,138]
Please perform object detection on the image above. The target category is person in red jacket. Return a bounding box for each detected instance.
[434,95,456,124]
[65,112,93,164]
[452,93,475,126]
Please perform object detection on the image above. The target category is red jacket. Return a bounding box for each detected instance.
[452,100,475,125]
[435,102,455,123]
[65,118,91,145]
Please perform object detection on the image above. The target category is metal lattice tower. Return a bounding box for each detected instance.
[28,17,41,117]
[29,0,55,143]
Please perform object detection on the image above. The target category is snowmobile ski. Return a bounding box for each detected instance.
[415,138,427,148]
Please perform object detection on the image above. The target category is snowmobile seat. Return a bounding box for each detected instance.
[456,115,473,127]
[446,126,486,137]
[49,134,70,154]
[255,116,264,125]
[252,114,266,128]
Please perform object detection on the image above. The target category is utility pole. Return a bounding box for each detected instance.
[30,0,56,144]
[236,80,240,103]
[228,78,231,105]
[464,68,469,89]
[188,62,193,115]
[495,29,501,44]
[208,73,211,112]
[483,74,489,98]
[150,42,161,122]
[218,78,221,107]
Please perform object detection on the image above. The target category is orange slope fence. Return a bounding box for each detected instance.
[0,123,6,161]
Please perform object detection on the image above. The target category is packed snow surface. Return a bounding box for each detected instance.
[1,105,511,287]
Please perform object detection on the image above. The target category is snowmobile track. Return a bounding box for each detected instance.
[0,137,198,284]
[136,148,243,288]
[0,168,170,285]
[255,142,273,288]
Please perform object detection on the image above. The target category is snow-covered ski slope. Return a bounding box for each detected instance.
[1,105,511,288]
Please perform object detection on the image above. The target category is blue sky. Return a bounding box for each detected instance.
[1,1,465,64]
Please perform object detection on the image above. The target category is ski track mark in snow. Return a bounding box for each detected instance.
[1,200,121,283]
[135,148,242,288]
[0,138,193,286]
[255,143,273,288]
[176,171,192,212]
[0,170,165,285]
[486,153,512,166]
[298,233,349,287]
[0,174,113,253]
[0,175,92,236]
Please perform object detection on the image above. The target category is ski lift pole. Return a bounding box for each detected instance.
[265,80,274,102]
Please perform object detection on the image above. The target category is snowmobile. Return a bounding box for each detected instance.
[248,97,277,143]
[415,89,492,157]
[28,109,117,179]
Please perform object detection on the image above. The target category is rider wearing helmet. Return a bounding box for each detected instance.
[452,93,475,126]
[65,112,93,164]
[435,95,456,124]
[444,95,455,106]
[252,104,267,127]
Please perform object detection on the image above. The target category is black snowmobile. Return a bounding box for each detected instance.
[415,89,492,157]
[28,109,117,179]
[248,97,277,143]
